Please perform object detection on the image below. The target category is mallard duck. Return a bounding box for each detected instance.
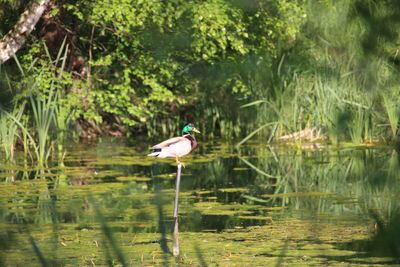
[148,123,200,166]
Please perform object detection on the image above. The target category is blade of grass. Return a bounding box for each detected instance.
[240,99,268,108]
[88,196,128,267]
[238,156,280,179]
[236,122,277,147]
[29,235,49,267]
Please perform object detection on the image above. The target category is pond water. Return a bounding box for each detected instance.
[0,139,399,266]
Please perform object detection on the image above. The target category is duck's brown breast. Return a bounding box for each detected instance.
[184,135,197,151]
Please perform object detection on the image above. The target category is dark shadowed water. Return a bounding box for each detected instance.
[0,139,399,265]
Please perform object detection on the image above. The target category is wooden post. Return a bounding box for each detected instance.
[173,163,182,257]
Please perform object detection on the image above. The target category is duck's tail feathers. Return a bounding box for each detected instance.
[147,148,162,157]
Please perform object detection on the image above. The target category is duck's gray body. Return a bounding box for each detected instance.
[148,134,197,158]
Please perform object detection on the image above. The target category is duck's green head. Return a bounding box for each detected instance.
[182,123,200,135]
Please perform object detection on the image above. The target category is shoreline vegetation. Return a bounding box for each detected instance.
[0,0,399,151]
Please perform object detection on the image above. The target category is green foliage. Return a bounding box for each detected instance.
[2,0,400,142]
[0,40,73,166]
[190,1,249,60]
[237,0,400,144]
[1,0,306,136]
[43,0,305,132]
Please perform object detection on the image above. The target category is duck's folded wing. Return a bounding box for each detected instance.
[152,137,187,148]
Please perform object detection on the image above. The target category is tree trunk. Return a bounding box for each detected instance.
[0,0,50,64]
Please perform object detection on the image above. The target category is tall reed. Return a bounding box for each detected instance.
[382,94,399,140]
[0,38,71,167]
[237,0,400,145]
[30,88,56,167]
[0,103,25,161]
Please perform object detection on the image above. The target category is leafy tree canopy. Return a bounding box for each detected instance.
[1,0,305,135]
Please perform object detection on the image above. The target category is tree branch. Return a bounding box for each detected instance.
[0,0,50,64]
